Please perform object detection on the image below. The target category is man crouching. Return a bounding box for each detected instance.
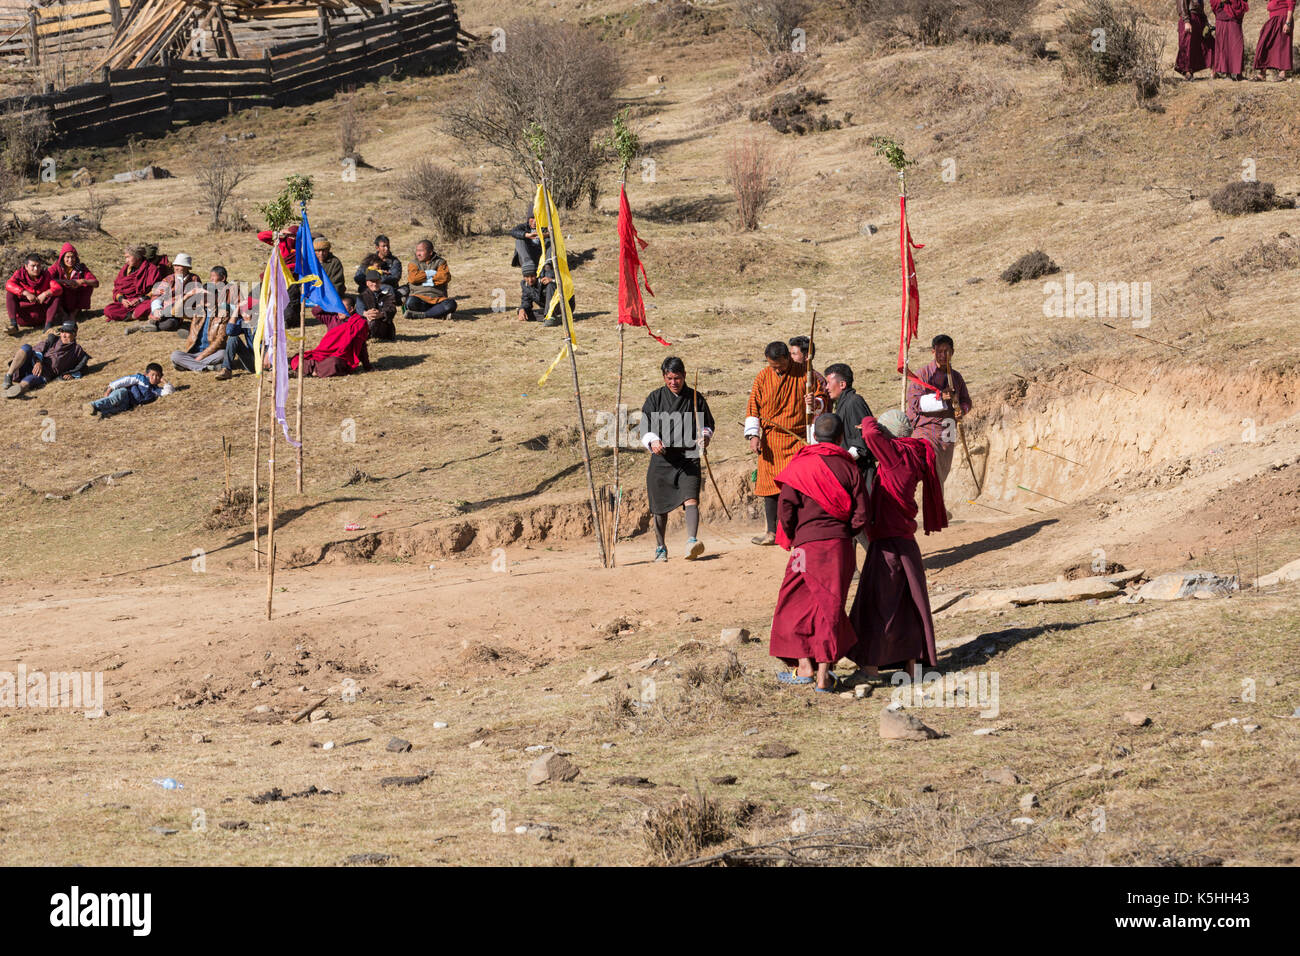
[768,413,869,693]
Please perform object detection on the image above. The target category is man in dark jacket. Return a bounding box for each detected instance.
[509,213,543,276]
[360,269,397,341]
[353,235,404,298]
[4,320,90,398]
[824,363,876,498]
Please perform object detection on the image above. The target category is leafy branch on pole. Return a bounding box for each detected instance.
[870,136,916,174]
[605,107,640,179]
[259,174,316,230]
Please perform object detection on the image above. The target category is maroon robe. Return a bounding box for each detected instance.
[1211,0,1249,75]
[847,417,946,670]
[1253,1,1295,71]
[103,259,163,321]
[768,443,868,666]
[1177,3,1216,74]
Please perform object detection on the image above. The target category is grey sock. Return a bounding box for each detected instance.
[763,495,778,533]
[653,513,667,548]
[685,504,699,539]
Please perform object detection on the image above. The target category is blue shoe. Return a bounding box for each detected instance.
[777,671,814,686]
[815,673,842,694]
[653,546,668,562]
[685,538,704,561]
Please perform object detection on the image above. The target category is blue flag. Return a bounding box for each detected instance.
[294,211,348,315]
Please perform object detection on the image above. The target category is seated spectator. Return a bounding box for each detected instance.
[359,269,397,342]
[517,268,554,323]
[49,243,99,324]
[103,246,164,322]
[145,254,204,332]
[258,222,300,322]
[405,239,457,319]
[3,320,90,398]
[215,290,258,381]
[353,234,403,297]
[290,294,371,378]
[85,363,172,418]
[5,253,61,334]
[510,212,543,275]
[170,301,228,372]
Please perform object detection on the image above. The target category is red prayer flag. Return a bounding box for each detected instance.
[897,194,924,374]
[617,184,669,346]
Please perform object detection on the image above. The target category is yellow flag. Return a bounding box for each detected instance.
[533,184,574,334]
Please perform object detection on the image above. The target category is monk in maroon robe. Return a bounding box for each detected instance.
[1177,0,1216,77]
[49,242,99,321]
[103,246,164,322]
[769,414,869,692]
[289,306,372,378]
[1252,0,1294,78]
[1211,0,1250,78]
[848,410,947,682]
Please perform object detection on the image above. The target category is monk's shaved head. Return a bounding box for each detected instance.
[813,413,842,444]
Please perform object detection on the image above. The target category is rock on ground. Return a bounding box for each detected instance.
[1257,557,1300,588]
[879,706,941,740]
[1136,571,1238,601]
[527,752,580,785]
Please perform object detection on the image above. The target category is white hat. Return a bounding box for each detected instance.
[174,253,192,267]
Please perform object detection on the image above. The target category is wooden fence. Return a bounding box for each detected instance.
[0,1,463,148]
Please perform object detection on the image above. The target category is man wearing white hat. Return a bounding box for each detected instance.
[139,253,202,334]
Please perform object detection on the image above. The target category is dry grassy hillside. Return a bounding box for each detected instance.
[0,0,1298,866]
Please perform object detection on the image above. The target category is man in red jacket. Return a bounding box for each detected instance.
[768,413,869,692]
[848,409,947,684]
[5,253,61,334]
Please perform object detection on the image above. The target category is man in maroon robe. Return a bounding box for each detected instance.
[289,297,372,378]
[848,409,947,684]
[5,253,61,333]
[1177,0,1216,77]
[1252,0,1294,79]
[1210,0,1250,79]
[103,246,164,322]
[768,414,869,692]
[49,242,99,323]
[905,333,971,500]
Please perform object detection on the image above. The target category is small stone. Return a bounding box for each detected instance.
[1011,817,1035,826]
[719,627,751,647]
[468,739,485,749]
[70,167,94,188]
[1264,677,1279,687]
[1211,720,1231,730]
[984,767,1023,786]
[253,705,271,714]
[810,781,831,791]
[578,668,611,686]
[386,737,412,753]
[879,706,940,741]
[839,764,852,774]
[628,655,659,672]
[1140,681,1155,691]
[322,741,335,751]
[191,733,209,744]
[84,708,106,719]
[972,727,996,736]
[1083,763,1104,776]
[1201,739,1215,749]
[757,742,798,758]
[742,727,759,737]
[1123,711,1151,727]
[218,820,249,830]
[1019,792,1040,811]
[433,721,449,729]
[710,774,738,786]
[1241,723,1260,734]
[309,708,330,723]
[528,752,580,785]
[678,612,701,624]
[150,827,179,836]
[854,683,871,699]
[525,744,549,753]
[600,742,615,750]
[251,679,264,689]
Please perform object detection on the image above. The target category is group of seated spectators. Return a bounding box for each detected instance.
[1,227,462,412]
[509,209,575,326]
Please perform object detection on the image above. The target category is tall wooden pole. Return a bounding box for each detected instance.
[609,168,629,567]
[266,360,277,620]
[539,167,608,567]
[898,168,909,411]
[804,309,817,441]
[295,211,306,495]
[252,362,264,570]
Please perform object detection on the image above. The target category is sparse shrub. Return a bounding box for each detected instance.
[1209,181,1293,216]
[445,18,622,209]
[642,789,734,863]
[195,145,251,231]
[395,160,478,242]
[734,0,813,57]
[725,136,791,230]
[83,188,114,231]
[1,102,51,180]
[1061,0,1165,105]
[638,0,718,40]
[1001,250,1059,284]
[338,91,369,165]
[750,86,841,135]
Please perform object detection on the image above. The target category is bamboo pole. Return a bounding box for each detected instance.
[804,308,817,441]
[538,167,608,568]
[608,169,629,567]
[266,359,277,620]
[898,168,908,412]
[222,435,231,504]
[295,269,305,494]
[252,363,264,570]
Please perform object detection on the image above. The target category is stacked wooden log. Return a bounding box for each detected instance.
[95,0,386,70]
